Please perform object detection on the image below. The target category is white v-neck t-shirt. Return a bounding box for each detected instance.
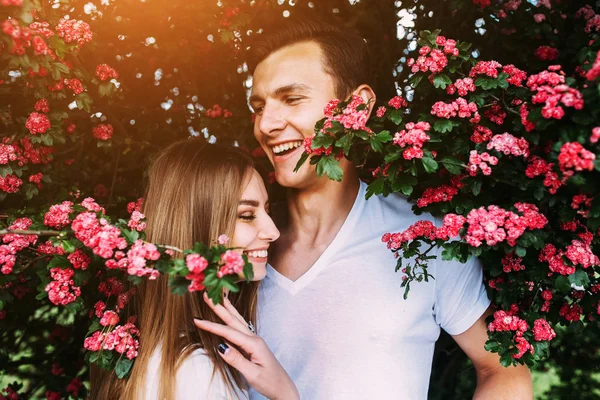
[250,180,490,400]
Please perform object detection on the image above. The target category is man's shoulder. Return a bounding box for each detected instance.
[361,183,436,224]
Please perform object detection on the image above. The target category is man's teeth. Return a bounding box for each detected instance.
[272,141,302,155]
[246,250,268,258]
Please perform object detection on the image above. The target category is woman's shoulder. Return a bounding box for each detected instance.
[176,347,248,400]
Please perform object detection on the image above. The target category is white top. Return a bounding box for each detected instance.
[250,180,490,400]
[144,343,248,400]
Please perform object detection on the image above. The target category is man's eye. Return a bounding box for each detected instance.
[252,106,264,115]
[286,97,301,104]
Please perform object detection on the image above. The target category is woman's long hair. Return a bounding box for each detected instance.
[90,138,260,399]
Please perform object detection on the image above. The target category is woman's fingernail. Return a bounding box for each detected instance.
[193,316,202,321]
[218,343,229,354]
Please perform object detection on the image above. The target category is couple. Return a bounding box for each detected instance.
[92,21,532,399]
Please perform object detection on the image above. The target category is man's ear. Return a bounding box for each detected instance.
[352,84,377,118]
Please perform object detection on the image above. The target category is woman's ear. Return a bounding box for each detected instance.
[352,84,377,119]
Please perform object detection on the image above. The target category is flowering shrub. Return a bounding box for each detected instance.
[297,25,599,367]
[2,195,253,379]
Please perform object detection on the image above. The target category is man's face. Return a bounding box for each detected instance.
[250,41,338,189]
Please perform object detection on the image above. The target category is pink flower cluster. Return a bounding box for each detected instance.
[541,290,553,312]
[25,112,51,135]
[0,173,23,193]
[471,125,493,144]
[55,18,92,46]
[558,142,595,172]
[84,322,139,360]
[43,200,73,229]
[435,36,459,56]
[206,104,232,118]
[64,78,84,94]
[407,46,449,75]
[217,250,245,278]
[92,124,113,141]
[487,133,530,157]
[534,46,559,61]
[34,99,50,113]
[446,77,476,96]
[576,5,600,33]
[388,96,408,109]
[465,203,548,247]
[100,310,120,326]
[559,303,582,322]
[334,96,369,131]
[431,97,480,122]
[186,254,209,292]
[128,211,146,232]
[71,212,127,259]
[585,50,600,81]
[565,239,599,269]
[44,267,81,306]
[376,106,387,118]
[68,249,90,270]
[467,150,498,176]
[591,127,600,144]
[1,218,37,274]
[524,156,564,194]
[107,240,160,279]
[527,67,584,119]
[393,121,431,160]
[487,309,533,359]
[382,214,467,250]
[469,60,502,78]
[503,65,528,87]
[127,198,144,214]
[95,64,119,81]
[502,254,525,273]
[483,103,506,125]
[0,144,17,165]
[416,185,459,208]
[519,103,536,132]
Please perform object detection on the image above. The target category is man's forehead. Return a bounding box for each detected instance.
[251,42,328,96]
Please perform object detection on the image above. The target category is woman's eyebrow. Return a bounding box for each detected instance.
[239,199,259,207]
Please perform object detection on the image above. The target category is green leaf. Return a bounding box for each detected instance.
[432,74,452,89]
[40,134,54,146]
[471,180,482,196]
[120,228,139,245]
[571,112,593,125]
[388,109,403,125]
[366,179,385,199]
[115,358,134,379]
[433,120,459,134]
[421,157,438,173]
[440,156,463,175]
[61,240,75,253]
[316,157,343,181]
[376,130,392,143]
[312,134,334,149]
[554,275,571,293]
[335,134,353,156]
[294,151,309,172]
[568,270,590,287]
[409,74,424,89]
[0,165,13,178]
[515,246,526,257]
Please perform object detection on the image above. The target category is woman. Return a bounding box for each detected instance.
[90,138,298,400]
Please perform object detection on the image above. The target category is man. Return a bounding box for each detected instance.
[247,20,532,399]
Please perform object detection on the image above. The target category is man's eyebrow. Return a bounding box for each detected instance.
[239,199,259,207]
[249,83,311,104]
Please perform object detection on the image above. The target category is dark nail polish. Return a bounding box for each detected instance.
[218,343,229,354]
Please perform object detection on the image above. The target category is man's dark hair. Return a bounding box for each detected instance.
[248,19,373,98]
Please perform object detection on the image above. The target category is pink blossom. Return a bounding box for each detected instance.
[186,254,209,274]
[45,267,81,305]
[95,63,119,81]
[92,124,113,141]
[217,234,229,245]
[68,249,90,270]
[533,13,546,23]
[558,142,595,172]
[487,133,530,157]
[25,112,51,135]
[55,18,92,46]
[43,201,73,229]
[591,127,600,144]
[127,210,146,232]
[388,96,407,109]
[218,250,245,278]
[100,310,120,326]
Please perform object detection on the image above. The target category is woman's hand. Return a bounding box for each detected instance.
[194,293,300,400]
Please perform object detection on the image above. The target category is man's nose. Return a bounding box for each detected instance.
[257,103,286,136]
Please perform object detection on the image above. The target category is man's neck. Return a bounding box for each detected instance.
[285,168,360,247]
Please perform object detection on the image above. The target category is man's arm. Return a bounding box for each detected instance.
[452,308,533,400]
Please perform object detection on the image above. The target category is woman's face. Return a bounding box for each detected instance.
[230,169,280,280]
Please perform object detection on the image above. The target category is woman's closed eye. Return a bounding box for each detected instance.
[238,212,256,222]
